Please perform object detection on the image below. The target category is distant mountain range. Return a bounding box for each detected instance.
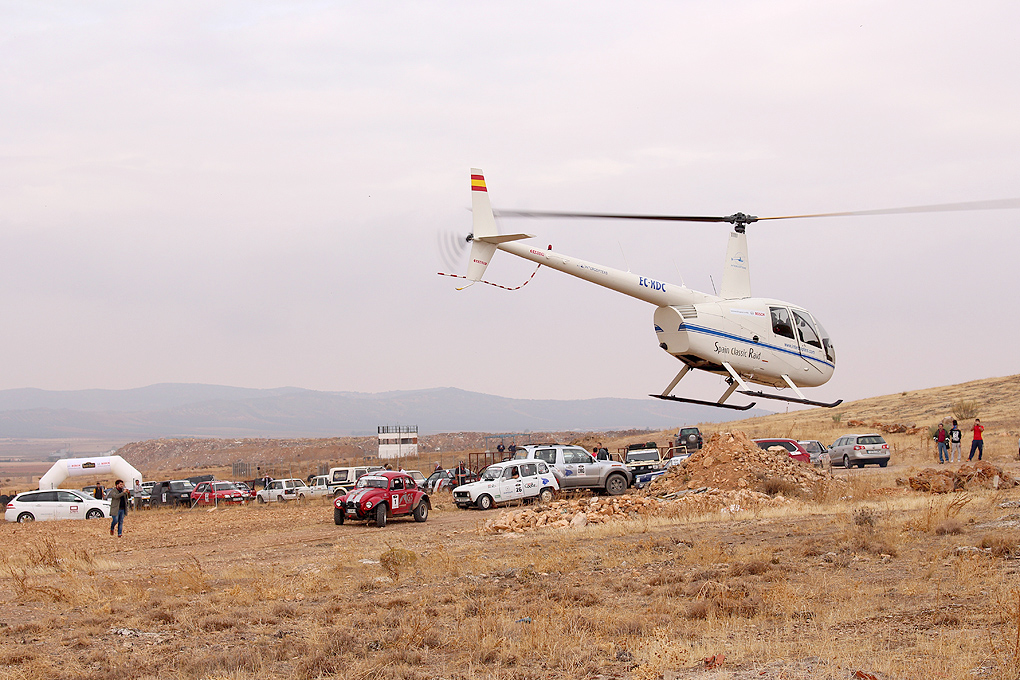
[0,384,771,439]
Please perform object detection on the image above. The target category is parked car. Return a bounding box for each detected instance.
[752,438,811,464]
[676,427,704,452]
[513,444,632,495]
[233,481,256,501]
[634,469,668,488]
[327,466,382,496]
[191,481,247,506]
[452,460,559,510]
[149,480,197,507]
[307,475,334,498]
[256,478,311,503]
[404,470,427,489]
[5,489,110,522]
[424,468,478,493]
[622,443,664,477]
[830,433,890,468]
[799,440,831,468]
[333,471,431,527]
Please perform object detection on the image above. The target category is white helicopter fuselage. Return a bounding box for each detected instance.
[495,239,835,390]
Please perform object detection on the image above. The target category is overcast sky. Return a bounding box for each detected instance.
[2,1,1018,406]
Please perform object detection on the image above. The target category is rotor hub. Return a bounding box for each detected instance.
[726,213,758,233]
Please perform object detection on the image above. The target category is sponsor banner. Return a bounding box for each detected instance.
[66,457,113,475]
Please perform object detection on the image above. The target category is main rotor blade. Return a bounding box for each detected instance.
[496,209,732,223]
[497,198,1020,225]
[758,197,1020,221]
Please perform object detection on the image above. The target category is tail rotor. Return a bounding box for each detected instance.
[437,229,472,274]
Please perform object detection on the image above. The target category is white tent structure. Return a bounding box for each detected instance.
[38,455,142,490]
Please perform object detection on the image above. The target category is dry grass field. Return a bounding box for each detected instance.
[2,374,1020,680]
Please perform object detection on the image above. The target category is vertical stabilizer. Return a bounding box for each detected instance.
[719,230,751,299]
[467,169,498,281]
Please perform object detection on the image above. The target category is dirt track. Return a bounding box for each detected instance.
[3,467,1020,680]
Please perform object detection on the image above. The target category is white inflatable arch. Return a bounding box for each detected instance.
[38,455,142,490]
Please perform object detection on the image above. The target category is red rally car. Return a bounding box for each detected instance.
[191,481,247,506]
[334,470,430,528]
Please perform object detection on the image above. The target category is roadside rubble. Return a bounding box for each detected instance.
[644,431,836,497]
[480,488,792,534]
[481,431,841,534]
[897,461,1017,494]
[846,419,922,435]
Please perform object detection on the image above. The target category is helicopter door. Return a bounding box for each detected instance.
[769,307,797,345]
[791,310,824,364]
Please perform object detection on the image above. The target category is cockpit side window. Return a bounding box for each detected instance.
[770,307,795,340]
[792,310,822,349]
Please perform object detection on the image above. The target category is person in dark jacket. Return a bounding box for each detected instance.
[109,479,130,537]
[934,423,949,464]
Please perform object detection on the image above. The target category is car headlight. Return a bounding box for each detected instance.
[365,501,373,509]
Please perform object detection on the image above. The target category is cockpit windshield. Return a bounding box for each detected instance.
[815,318,835,363]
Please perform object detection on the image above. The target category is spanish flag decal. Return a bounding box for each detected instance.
[471,174,487,192]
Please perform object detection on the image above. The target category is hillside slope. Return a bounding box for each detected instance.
[568,374,1020,466]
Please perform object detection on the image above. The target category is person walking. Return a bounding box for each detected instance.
[949,420,963,463]
[969,418,985,461]
[109,479,130,538]
[934,423,949,464]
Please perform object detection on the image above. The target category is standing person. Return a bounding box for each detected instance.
[131,480,143,509]
[94,482,105,500]
[508,443,517,456]
[109,480,130,538]
[949,420,963,463]
[969,418,985,461]
[497,442,505,456]
[934,423,949,464]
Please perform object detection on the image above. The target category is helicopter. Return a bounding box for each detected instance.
[440,169,1019,411]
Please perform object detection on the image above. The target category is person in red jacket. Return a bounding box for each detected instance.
[969,418,985,461]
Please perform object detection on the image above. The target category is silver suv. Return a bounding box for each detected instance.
[830,433,890,469]
[513,444,632,495]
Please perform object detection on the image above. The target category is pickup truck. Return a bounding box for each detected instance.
[307,475,334,499]
[513,444,632,495]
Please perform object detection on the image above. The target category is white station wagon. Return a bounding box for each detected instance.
[256,478,311,503]
[453,460,559,510]
[5,489,110,523]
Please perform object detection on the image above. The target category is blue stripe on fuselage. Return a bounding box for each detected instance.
[675,323,835,369]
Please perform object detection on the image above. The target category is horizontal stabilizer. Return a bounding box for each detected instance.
[476,233,533,244]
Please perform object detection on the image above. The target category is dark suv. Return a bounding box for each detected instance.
[149,480,196,507]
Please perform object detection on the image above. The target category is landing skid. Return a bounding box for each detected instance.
[650,394,757,411]
[738,390,843,409]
